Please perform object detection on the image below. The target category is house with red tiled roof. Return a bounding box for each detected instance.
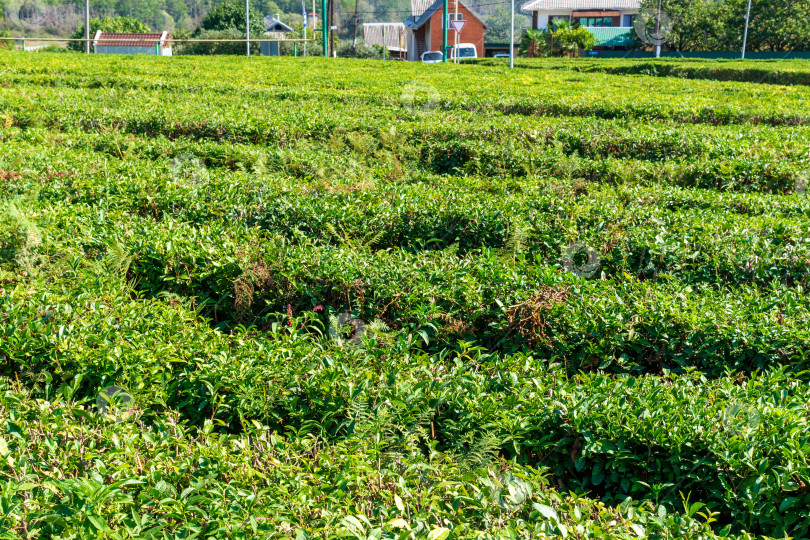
[92,31,172,56]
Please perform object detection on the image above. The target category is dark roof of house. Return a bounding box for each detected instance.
[94,32,168,47]
[405,0,489,29]
[264,17,293,32]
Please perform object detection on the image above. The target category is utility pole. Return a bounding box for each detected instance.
[329,0,335,57]
[321,0,327,55]
[454,0,458,63]
[246,0,250,56]
[84,0,90,53]
[442,0,448,61]
[509,0,514,68]
[741,0,752,59]
[303,0,307,56]
[352,0,359,53]
[654,0,662,58]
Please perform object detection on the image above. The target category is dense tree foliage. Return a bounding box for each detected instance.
[0,0,412,38]
[180,0,272,54]
[7,0,806,51]
[198,0,269,32]
[639,0,810,51]
[519,28,549,57]
[485,6,530,43]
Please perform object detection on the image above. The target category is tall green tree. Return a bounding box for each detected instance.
[519,28,550,57]
[738,0,810,51]
[485,6,530,43]
[185,0,274,54]
[550,20,597,54]
[164,0,190,25]
[198,0,267,34]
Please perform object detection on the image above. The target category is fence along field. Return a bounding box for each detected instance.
[1,51,810,539]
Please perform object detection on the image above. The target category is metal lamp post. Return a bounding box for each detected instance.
[85,0,90,53]
[654,0,662,58]
[302,0,307,56]
[741,0,752,59]
[442,0,448,61]
[509,0,514,68]
[322,0,327,55]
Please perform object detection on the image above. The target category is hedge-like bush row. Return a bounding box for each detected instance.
[2,379,769,539]
[470,57,810,87]
[2,264,807,537]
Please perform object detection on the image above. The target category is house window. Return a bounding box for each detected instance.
[448,13,463,22]
[622,14,634,27]
[582,17,614,27]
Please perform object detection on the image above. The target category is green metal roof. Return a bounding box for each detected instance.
[586,27,634,48]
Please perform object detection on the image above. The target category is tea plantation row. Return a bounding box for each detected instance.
[471,57,810,86]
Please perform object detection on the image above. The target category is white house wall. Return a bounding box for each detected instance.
[95,46,159,55]
[535,11,573,29]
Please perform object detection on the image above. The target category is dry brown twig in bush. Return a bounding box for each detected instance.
[506,285,570,346]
